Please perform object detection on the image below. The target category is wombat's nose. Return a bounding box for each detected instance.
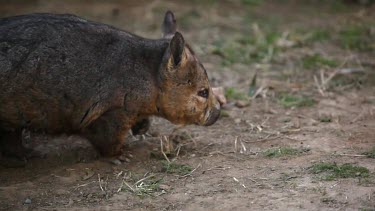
[204,104,220,126]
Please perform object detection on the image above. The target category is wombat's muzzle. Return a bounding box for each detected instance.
[203,103,221,126]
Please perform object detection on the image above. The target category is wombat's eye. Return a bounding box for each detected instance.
[198,88,209,98]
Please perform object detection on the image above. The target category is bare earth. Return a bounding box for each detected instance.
[0,1,374,211]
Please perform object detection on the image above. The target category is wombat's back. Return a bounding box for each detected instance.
[0,14,145,132]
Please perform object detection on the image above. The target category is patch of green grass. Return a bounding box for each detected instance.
[179,10,201,29]
[211,28,282,65]
[122,174,164,197]
[211,41,250,65]
[134,178,163,197]
[278,94,316,108]
[319,117,332,123]
[310,163,370,181]
[306,29,331,43]
[302,54,338,69]
[363,147,375,159]
[239,31,282,61]
[241,0,263,6]
[339,25,375,51]
[264,147,304,157]
[225,87,248,101]
[330,0,350,12]
[360,208,375,211]
[161,161,192,175]
[191,0,218,5]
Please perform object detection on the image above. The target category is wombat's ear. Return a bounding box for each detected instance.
[168,32,185,67]
[162,10,177,39]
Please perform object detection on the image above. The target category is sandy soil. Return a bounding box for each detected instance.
[0,1,374,210]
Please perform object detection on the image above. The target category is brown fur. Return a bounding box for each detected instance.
[0,11,220,159]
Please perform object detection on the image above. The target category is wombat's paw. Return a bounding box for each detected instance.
[107,153,133,165]
[131,118,151,136]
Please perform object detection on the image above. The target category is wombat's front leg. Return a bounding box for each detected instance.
[81,109,137,157]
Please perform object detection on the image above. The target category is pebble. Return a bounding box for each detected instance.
[110,159,122,165]
[24,198,32,205]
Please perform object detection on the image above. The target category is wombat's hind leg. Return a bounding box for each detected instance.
[0,129,31,167]
[131,118,150,136]
[81,109,136,159]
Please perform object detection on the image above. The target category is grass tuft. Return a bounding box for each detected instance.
[264,147,305,157]
[161,161,192,175]
[241,0,263,6]
[363,147,375,159]
[278,94,315,108]
[338,25,375,51]
[307,29,331,43]
[225,87,248,101]
[310,162,370,181]
[122,174,164,197]
[302,54,338,69]
[211,27,282,65]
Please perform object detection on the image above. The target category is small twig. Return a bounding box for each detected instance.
[199,143,214,152]
[314,57,350,95]
[261,116,270,127]
[123,181,135,193]
[252,86,266,99]
[180,163,202,178]
[314,75,325,96]
[240,139,247,153]
[206,166,231,171]
[160,136,170,163]
[234,136,238,153]
[98,174,104,192]
[186,133,197,148]
[175,144,181,157]
[134,174,155,186]
[117,179,124,192]
[283,136,300,142]
[104,176,108,192]
[335,153,367,157]
[350,109,365,123]
[244,135,280,143]
[115,171,123,179]
[248,178,257,183]
[73,181,95,191]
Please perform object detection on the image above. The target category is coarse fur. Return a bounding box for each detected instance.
[0,11,220,158]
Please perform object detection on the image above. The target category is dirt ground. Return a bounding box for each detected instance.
[0,0,374,210]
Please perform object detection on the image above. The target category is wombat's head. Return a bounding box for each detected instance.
[157,11,220,126]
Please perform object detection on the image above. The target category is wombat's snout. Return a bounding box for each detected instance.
[203,102,221,126]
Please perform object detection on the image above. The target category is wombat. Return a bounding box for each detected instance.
[0,11,220,159]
